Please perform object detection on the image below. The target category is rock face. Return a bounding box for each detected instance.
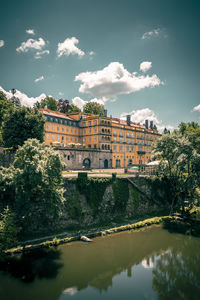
[51,177,169,232]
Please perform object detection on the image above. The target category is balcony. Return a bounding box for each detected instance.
[137,151,146,155]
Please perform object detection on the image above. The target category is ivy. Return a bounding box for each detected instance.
[112,179,129,212]
[130,186,140,211]
[65,193,82,220]
[76,177,111,215]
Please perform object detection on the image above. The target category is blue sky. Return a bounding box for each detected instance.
[0,0,200,131]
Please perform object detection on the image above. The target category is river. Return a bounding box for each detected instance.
[0,226,200,300]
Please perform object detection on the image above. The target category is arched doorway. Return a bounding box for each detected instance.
[83,158,91,169]
[104,159,108,169]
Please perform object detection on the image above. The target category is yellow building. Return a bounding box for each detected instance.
[40,109,160,168]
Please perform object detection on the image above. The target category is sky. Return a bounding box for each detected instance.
[0,0,200,132]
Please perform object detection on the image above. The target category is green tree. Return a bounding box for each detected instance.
[0,139,65,232]
[57,99,70,113]
[152,132,200,214]
[163,127,170,134]
[178,122,200,153]
[2,107,45,150]
[40,96,57,111]
[68,104,81,113]
[0,92,14,145]
[83,102,104,115]
[0,206,20,255]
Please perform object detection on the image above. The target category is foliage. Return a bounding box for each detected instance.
[0,93,14,145]
[112,179,129,212]
[57,99,70,113]
[83,102,104,115]
[39,96,57,111]
[0,139,64,233]
[152,131,200,214]
[0,206,20,254]
[130,186,140,211]
[2,107,45,150]
[68,103,81,113]
[178,121,200,152]
[163,127,170,134]
[65,194,82,220]
[77,177,111,214]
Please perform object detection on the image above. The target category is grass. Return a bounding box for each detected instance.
[6,216,170,254]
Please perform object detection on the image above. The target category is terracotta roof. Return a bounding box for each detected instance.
[39,109,75,120]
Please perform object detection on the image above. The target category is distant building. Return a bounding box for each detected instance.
[40,109,161,169]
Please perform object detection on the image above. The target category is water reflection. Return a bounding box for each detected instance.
[0,227,200,300]
[0,248,62,283]
[152,240,200,300]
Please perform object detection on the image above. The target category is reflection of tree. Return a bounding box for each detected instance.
[152,241,200,300]
[0,248,62,283]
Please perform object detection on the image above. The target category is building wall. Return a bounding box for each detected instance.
[40,109,161,168]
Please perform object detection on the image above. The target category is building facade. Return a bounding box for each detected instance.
[40,109,161,169]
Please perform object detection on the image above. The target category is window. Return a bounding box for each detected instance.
[71,128,73,133]
[88,137,91,142]
[120,138,123,143]
[55,118,58,123]
[127,146,129,152]
[52,134,55,140]
[127,133,130,137]
[93,120,97,125]
[127,139,130,144]
[119,145,123,151]
[62,127,65,132]
[113,131,117,136]
[119,132,123,137]
[62,136,64,142]
[94,128,97,133]
[67,155,70,160]
[93,136,97,142]
[71,137,73,141]
[57,134,60,140]
[67,136,69,141]
[57,126,60,131]
[46,124,50,130]
[67,127,69,132]
[113,145,117,151]
[131,146,134,152]
[139,146,143,151]
[46,134,50,139]
[88,128,91,133]
[113,137,117,142]
[52,125,55,130]
[83,137,85,142]
[88,121,91,126]
[83,122,86,127]
[75,138,78,142]
[75,129,78,134]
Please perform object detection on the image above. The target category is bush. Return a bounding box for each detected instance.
[112,179,129,212]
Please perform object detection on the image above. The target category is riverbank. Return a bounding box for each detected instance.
[6,216,170,255]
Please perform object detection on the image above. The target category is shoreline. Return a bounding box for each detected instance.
[6,216,170,255]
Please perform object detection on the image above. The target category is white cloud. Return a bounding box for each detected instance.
[16,37,46,53]
[75,62,162,100]
[120,108,174,133]
[72,96,105,110]
[35,49,50,59]
[140,61,152,73]
[0,86,46,107]
[26,29,35,35]
[58,92,64,96]
[34,76,44,83]
[193,104,200,112]
[0,40,5,47]
[141,28,161,40]
[57,37,85,58]
[89,51,95,56]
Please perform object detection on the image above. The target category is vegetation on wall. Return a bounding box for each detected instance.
[130,186,140,211]
[65,193,82,220]
[112,179,129,212]
[76,176,112,214]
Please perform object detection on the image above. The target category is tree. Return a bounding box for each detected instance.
[178,122,200,153]
[0,207,20,255]
[163,127,170,134]
[152,132,200,214]
[0,139,65,233]
[40,96,57,111]
[10,88,21,107]
[2,107,45,150]
[0,92,14,127]
[83,102,104,115]
[68,103,81,113]
[57,99,70,113]
[13,139,65,230]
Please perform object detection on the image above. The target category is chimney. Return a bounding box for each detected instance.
[127,115,131,126]
[145,120,148,129]
[104,109,107,117]
[150,121,153,129]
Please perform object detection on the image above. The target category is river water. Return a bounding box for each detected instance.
[0,226,200,300]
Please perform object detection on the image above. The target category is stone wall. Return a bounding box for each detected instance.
[58,147,112,169]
